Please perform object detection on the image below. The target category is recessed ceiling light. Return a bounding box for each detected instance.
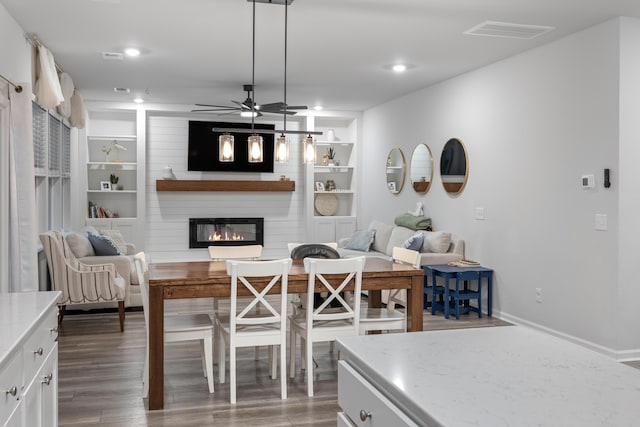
[313,105,323,111]
[124,48,140,57]
[392,64,407,73]
[133,98,144,103]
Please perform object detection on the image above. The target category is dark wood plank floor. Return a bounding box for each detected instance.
[56,298,509,426]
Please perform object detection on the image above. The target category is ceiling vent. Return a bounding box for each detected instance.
[464,21,554,40]
[113,87,130,93]
[102,51,124,60]
[247,0,293,5]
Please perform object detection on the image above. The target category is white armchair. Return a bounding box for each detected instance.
[40,231,126,331]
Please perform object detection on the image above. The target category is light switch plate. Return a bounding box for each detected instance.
[595,214,607,231]
[582,174,594,189]
[475,207,485,220]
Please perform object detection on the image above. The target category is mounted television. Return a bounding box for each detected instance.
[188,120,275,172]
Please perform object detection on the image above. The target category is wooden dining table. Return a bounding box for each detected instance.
[146,257,424,410]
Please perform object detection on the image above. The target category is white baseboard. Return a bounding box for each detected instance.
[496,310,640,362]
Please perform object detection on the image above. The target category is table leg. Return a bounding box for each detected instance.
[444,277,451,319]
[487,273,493,317]
[148,286,164,410]
[368,289,381,308]
[408,274,423,332]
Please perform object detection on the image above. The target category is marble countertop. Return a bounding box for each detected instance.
[336,326,640,427]
[0,291,60,368]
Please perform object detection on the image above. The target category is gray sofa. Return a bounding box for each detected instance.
[338,220,464,265]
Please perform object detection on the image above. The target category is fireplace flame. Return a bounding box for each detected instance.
[208,231,245,241]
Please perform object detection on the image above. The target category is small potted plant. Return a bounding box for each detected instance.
[110,173,123,190]
[327,147,336,166]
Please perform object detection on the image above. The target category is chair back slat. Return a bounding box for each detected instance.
[303,257,365,329]
[226,258,292,331]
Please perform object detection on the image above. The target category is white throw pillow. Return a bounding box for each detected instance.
[385,226,416,256]
[369,220,394,253]
[65,232,95,258]
[423,231,452,253]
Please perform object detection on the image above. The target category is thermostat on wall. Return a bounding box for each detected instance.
[581,174,594,189]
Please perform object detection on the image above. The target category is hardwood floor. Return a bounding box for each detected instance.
[57,298,510,426]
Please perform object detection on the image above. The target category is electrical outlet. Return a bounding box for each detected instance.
[474,207,485,220]
[535,287,543,303]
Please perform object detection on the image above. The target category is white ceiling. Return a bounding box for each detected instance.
[3,0,640,113]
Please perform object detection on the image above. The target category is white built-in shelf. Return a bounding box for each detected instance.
[316,141,355,146]
[87,190,136,194]
[87,162,137,170]
[314,166,353,173]
[87,135,136,141]
[314,190,354,194]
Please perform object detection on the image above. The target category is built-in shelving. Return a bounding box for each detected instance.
[155,179,295,192]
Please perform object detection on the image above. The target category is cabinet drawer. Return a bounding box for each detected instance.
[0,350,23,426]
[22,308,57,386]
[338,411,356,427]
[338,361,417,427]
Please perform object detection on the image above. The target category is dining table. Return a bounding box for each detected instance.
[146,256,424,410]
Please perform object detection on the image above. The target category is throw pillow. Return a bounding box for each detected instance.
[369,220,394,253]
[402,232,424,251]
[291,244,341,260]
[87,233,124,256]
[99,229,128,254]
[424,231,452,253]
[344,229,376,252]
[65,232,95,258]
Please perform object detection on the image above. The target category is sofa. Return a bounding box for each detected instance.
[338,220,464,306]
[62,227,142,308]
[338,220,464,265]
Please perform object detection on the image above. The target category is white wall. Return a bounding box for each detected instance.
[145,113,308,262]
[363,18,636,355]
[0,3,31,86]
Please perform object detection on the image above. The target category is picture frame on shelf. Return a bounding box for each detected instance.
[100,181,112,191]
[315,181,325,192]
[388,181,396,192]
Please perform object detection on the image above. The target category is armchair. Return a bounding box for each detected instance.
[39,231,126,331]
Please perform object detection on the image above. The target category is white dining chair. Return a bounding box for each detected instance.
[289,256,365,397]
[135,252,215,397]
[216,258,292,404]
[359,247,419,334]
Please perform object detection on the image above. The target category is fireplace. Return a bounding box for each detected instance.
[189,218,264,248]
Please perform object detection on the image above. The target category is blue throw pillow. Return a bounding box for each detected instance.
[87,233,123,256]
[402,232,424,251]
[344,229,376,252]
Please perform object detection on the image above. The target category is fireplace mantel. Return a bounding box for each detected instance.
[156,179,295,192]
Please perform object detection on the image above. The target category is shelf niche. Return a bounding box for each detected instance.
[156,179,295,192]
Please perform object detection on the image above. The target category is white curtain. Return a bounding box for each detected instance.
[9,83,37,292]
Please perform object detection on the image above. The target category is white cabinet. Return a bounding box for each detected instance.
[0,292,60,427]
[305,114,360,243]
[80,107,146,249]
[338,361,417,427]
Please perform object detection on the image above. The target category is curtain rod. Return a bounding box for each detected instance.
[0,74,23,93]
[25,33,64,74]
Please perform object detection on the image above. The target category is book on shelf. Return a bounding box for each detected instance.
[448,259,481,267]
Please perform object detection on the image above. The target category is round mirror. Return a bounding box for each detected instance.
[410,144,434,194]
[386,148,406,194]
[440,138,468,195]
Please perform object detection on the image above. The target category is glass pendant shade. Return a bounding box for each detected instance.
[248,134,263,163]
[275,134,289,163]
[303,134,316,164]
[219,133,234,162]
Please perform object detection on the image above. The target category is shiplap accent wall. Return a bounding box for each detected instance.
[145,113,307,262]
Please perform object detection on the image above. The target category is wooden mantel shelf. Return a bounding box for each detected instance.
[156,179,295,192]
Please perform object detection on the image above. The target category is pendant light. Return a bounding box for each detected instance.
[275,0,290,163]
[247,0,264,163]
[219,133,234,162]
[303,134,316,164]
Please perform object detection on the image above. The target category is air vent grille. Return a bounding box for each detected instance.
[102,51,124,60]
[113,87,130,93]
[464,21,554,40]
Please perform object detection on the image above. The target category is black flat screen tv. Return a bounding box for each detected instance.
[188,120,275,172]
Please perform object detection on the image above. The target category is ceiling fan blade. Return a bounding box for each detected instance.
[284,105,308,110]
[194,103,240,109]
[258,102,285,110]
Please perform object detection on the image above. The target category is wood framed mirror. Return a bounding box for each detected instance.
[440,138,468,195]
[410,144,434,194]
[386,148,406,194]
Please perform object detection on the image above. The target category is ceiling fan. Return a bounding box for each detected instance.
[193,84,307,117]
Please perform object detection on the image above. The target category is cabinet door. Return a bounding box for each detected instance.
[335,218,356,241]
[3,401,23,427]
[313,218,336,242]
[22,345,58,427]
[110,218,136,245]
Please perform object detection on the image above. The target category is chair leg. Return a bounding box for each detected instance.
[306,338,314,397]
[289,328,296,378]
[218,332,226,384]
[203,335,214,393]
[118,301,125,332]
[58,305,66,325]
[143,343,149,399]
[230,345,236,404]
[280,342,287,400]
[270,345,277,380]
